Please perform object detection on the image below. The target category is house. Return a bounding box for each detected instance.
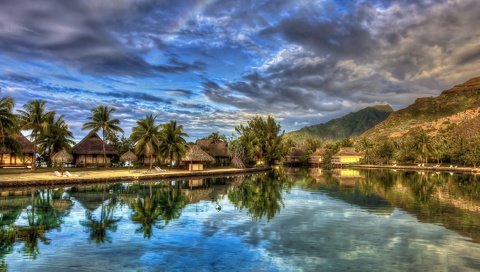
[196,139,230,166]
[0,135,34,168]
[181,144,214,171]
[332,147,363,165]
[308,148,326,166]
[285,148,304,164]
[72,131,118,167]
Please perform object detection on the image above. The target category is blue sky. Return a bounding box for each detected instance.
[0,0,479,141]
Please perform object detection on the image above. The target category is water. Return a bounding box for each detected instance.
[1,168,480,271]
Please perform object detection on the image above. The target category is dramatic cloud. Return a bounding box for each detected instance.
[0,0,479,139]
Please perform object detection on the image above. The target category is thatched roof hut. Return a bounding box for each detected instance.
[196,139,230,158]
[120,151,137,162]
[332,147,363,165]
[52,149,73,163]
[0,134,34,167]
[182,145,214,163]
[182,145,214,171]
[309,148,326,164]
[72,131,118,166]
[0,134,34,154]
[286,148,304,164]
[72,131,117,155]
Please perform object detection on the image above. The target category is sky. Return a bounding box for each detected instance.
[0,0,479,141]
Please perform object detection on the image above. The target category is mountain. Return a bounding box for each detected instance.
[287,104,394,140]
[361,76,480,139]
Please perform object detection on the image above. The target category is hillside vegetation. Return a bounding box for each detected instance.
[362,76,480,139]
[287,104,393,141]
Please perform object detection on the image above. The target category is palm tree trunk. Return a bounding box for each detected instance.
[102,130,107,167]
[149,154,153,170]
[32,136,37,171]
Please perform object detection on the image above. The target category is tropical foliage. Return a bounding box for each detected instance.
[130,114,162,170]
[82,105,124,166]
[18,100,55,170]
[233,115,284,166]
[158,120,188,166]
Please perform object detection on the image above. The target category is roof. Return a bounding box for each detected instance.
[196,139,230,157]
[287,148,303,157]
[182,145,214,162]
[335,147,362,156]
[120,151,137,161]
[0,134,34,154]
[72,131,118,155]
[310,148,326,157]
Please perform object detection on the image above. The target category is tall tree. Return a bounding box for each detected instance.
[412,129,432,164]
[0,97,21,155]
[130,114,162,170]
[38,115,75,163]
[158,120,188,167]
[82,106,123,166]
[235,116,283,166]
[18,100,55,170]
[357,137,374,164]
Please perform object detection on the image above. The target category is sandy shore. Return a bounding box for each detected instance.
[0,167,271,187]
[350,164,480,174]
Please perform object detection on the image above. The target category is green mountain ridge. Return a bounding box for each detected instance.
[361,76,480,139]
[287,104,394,140]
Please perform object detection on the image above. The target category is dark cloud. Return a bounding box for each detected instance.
[0,0,206,76]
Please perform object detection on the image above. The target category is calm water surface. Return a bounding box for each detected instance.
[1,168,480,271]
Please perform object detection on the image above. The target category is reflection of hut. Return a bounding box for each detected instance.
[285,148,304,165]
[308,148,326,166]
[72,131,118,167]
[196,139,230,166]
[0,135,34,168]
[332,147,363,165]
[181,145,214,171]
[332,169,363,186]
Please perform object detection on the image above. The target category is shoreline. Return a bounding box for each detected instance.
[348,164,480,174]
[0,167,271,188]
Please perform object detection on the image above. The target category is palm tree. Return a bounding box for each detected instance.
[357,137,374,164]
[0,97,22,157]
[82,106,123,166]
[206,131,227,143]
[158,120,188,167]
[18,100,55,170]
[130,114,162,170]
[38,115,75,163]
[412,129,431,164]
[0,97,16,139]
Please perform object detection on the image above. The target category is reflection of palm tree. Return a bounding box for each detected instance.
[228,171,290,221]
[157,188,186,225]
[80,187,120,244]
[130,186,186,239]
[17,190,69,258]
[131,185,162,239]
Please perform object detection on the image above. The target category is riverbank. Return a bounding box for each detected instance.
[0,167,271,187]
[349,164,480,174]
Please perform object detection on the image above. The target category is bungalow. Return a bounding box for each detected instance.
[181,144,214,171]
[332,147,363,165]
[308,148,326,166]
[72,131,118,167]
[0,135,34,168]
[285,148,304,165]
[196,139,230,166]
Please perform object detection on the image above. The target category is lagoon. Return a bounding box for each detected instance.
[1,169,480,271]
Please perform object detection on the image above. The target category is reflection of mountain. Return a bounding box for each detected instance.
[298,168,480,243]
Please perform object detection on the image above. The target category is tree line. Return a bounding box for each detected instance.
[0,96,285,170]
